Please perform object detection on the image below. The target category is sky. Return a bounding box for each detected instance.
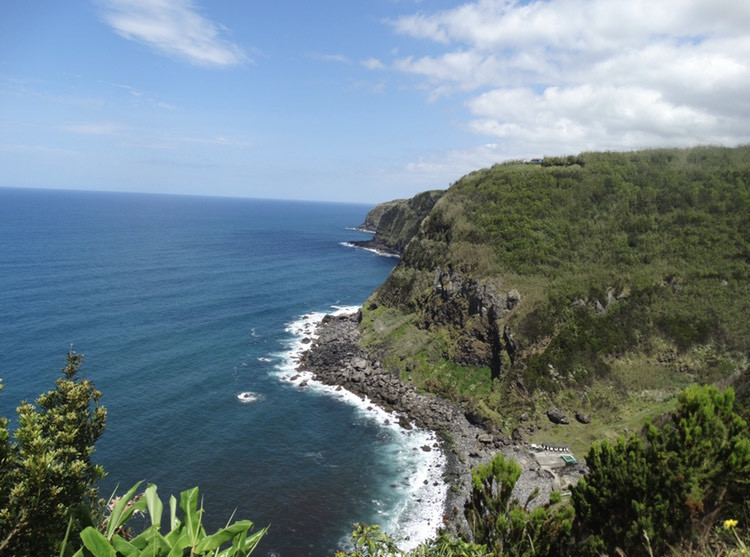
[1,0,749,204]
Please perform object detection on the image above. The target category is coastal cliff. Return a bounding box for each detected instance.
[357,146,750,451]
[295,144,750,552]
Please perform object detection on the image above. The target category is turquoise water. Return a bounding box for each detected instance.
[0,188,444,556]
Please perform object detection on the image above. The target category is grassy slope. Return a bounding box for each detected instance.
[360,146,750,449]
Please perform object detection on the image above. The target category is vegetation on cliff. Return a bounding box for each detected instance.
[359,145,750,450]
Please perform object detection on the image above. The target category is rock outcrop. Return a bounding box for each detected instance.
[416,266,521,374]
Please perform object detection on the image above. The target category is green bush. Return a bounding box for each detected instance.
[464,453,573,556]
[571,385,750,556]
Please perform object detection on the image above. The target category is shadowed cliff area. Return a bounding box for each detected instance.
[357,145,750,452]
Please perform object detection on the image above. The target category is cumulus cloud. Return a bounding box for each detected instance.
[385,0,750,158]
[98,0,246,67]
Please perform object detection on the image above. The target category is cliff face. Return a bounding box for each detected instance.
[353,190,444,255]
[359,146,750,432]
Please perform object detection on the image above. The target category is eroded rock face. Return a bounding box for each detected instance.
[431,267,520,322]
[421,267,521,373]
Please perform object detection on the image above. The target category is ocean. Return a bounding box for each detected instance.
[0,187,446,556]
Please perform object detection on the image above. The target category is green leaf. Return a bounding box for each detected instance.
[169,494,179,530]
[166,531,191,557]
[105,481,144,540]
[79,527,117,557]
[240,527,268,554]
[193,520,255,552]
[59,514,75,557]
[129,525,168,551]
[144,483,163,530]
[111,535,139,557]
[218,529,246,557]
[179,487,203,546]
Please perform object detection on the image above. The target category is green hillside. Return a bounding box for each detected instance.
[359,145,750,451]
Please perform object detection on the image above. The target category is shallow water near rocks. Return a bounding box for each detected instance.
[0,188,445,556]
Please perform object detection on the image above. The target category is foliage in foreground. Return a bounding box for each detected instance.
[338,385,750,557]
[464,454,573,556]
[572,384,750,556]
[0,352,265,557]
[66,482,266,557]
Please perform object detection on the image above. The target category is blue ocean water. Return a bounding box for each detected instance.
[0,188,445,556]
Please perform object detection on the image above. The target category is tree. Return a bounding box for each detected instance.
[0,350,106,556]
[571,385,750,556]
[463,453,573,556]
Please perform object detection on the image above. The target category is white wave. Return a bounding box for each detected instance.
[272,305,447,551]
[257,357,272,362]
[339,242,401,259]
[236,391,260,403]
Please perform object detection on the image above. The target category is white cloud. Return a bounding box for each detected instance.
[98,0,246,67]
[0,143,78,155]
[382,0,750,160]
[362,58,385,70]
[60,122,124,135]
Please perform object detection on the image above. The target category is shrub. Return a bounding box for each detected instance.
[571,385,750,555]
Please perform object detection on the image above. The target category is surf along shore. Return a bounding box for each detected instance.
[294,309,585,544]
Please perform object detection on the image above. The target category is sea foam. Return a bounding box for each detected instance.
[270,306,447,551]
[340,242,401,258]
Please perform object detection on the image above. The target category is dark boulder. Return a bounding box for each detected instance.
[547,407,569,425]
[575,411,591,424]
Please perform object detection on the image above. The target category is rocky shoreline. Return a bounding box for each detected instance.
[296,310,583,538]
[345,238,403,258]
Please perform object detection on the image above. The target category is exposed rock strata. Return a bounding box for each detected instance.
[296,311,581,536]
[424,267,521,373]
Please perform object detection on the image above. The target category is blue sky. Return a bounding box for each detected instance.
[1,0,749,203]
